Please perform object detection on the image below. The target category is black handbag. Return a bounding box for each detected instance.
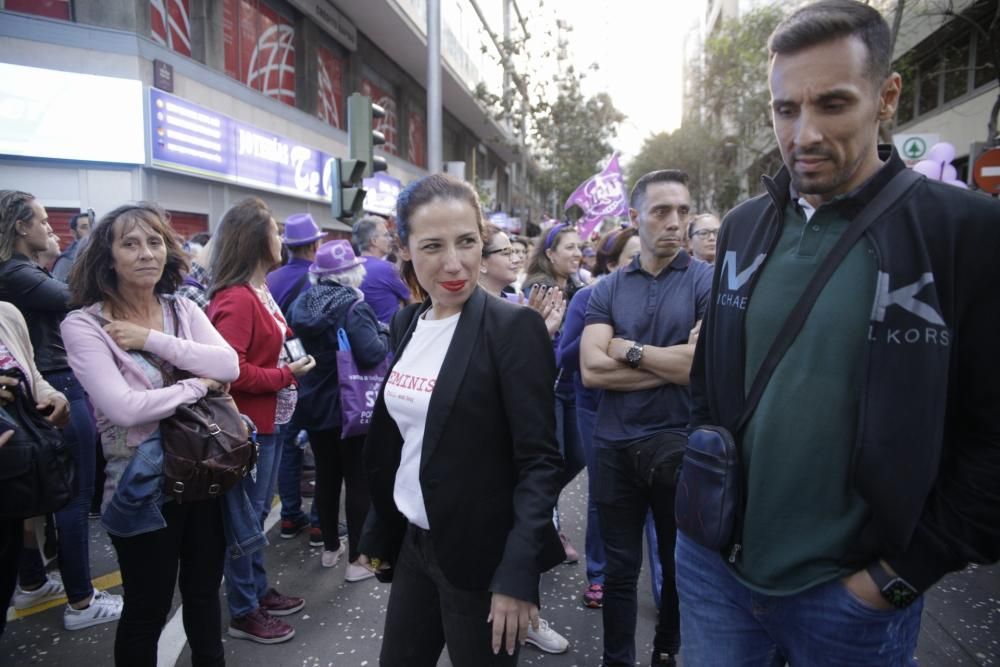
[0,368,76,519]
[675,168,922,559]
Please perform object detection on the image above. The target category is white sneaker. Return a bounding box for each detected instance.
[525,618,569,654]
[13,576,66,610]
[63,590,123,631]
[344,561,376,582]
[321,542,346,568]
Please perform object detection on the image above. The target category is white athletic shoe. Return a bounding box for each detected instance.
[344,561,376,582]
[63,590,124,631]
[321,542,346,568]
[13,576,66,610]
[525,618,569,654]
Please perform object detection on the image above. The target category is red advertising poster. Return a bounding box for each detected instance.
[151,0,192,57]
[317,46,344,129]
[5,0,70,20]
[222,0,295,107]
[408,109,426,168]
[361,79,398,156]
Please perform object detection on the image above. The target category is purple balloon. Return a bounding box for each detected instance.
[912,160,942,179]
[926,142,956,164]
[944,179,969,190]
[942,164,958,182]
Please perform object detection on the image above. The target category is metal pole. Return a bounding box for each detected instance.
[427,0,443,173]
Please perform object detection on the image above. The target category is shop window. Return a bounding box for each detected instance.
[317,45,345,130]
[360,79,398,156]
[5,0,70,20]
[408,108,427,168]
[943,41,971,103]
[917,55,941,115]
[222,0,296,107]
[151,0,192,57]
[974,32,997,90]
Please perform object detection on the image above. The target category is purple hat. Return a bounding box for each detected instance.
[309,240,366,275]
[281,213,325,246]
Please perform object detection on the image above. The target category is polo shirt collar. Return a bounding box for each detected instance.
[624,249,691,275]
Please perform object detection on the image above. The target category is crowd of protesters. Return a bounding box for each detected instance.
[2,2,1000,667]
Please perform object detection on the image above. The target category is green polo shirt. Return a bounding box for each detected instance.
[734,200,877,594]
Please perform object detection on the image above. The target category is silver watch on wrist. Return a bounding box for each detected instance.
[625,342,645,369]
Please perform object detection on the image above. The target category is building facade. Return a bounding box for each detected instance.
[0,0,533,244]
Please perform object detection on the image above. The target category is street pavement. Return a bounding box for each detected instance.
[3,472,998,666]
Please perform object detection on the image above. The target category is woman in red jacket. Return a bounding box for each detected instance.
[207,198,315,645]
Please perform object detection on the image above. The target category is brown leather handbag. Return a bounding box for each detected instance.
[93,302,257,503]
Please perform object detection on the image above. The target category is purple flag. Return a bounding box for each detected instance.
[564,153,628,241]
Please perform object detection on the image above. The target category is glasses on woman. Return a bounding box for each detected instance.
[691,229,719,239]
[484,247,514,258]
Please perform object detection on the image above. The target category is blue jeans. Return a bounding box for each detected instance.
[555,389,586,490]
[19,371,97,605]
[676,531,923,666]
[575,403,606,584]
[276,424,318,526]
[225,433,282,618]
[594,444,680,665]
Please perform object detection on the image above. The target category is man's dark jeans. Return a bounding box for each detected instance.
[595,443,680,666]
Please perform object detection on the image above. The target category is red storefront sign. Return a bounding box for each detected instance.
[151,0,192,57]
[223,0,295,107]
[360,79,398,156]
[317,46,345,129]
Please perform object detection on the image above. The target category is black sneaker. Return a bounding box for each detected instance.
[280,516,308,539]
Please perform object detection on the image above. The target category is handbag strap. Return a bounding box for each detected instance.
[734,168,921,434]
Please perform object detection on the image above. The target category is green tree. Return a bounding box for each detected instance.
[634,6,784,213]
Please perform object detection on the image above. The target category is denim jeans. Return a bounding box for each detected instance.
[276,424,318,526]
[555,389,586,490]
[676,531,923,666]
[225,433,282,618]
[594,444,680,665]
[380,524,519,667]
[19,370,97,605]
[575,403,606,584]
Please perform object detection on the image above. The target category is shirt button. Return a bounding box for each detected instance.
[812,225,820,231]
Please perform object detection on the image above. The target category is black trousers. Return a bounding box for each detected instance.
[109,499,226,667]
[307,430,368,561]
[0,518,22,638]
[595,444,681,666]
[380,524,520,667]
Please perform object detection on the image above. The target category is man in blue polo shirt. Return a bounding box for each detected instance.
[581,169,711,667]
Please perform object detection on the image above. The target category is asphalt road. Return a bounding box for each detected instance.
[3,473,997,666]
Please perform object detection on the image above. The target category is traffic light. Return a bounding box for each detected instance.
[347,93,389,178]
[330,157,367,221]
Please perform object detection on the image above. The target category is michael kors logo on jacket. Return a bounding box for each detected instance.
[868,272,950,347]
[716,251,767,310]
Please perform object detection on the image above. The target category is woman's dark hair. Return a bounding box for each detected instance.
[0,190,36,263]
[524,224,578,282]
[69,202,188,312]
[209,197,276,297]
[594,227,637,277]
[395,174,486,301]
[482,223,506,255]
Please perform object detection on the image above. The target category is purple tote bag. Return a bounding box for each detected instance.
[336,305,391,438]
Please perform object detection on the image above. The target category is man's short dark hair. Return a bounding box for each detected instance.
[69,213,87,231]
[629,170,689,210]
[768,0,891,85]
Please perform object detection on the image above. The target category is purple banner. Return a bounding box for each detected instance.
[149,88,338,203]
[564,152,629,241]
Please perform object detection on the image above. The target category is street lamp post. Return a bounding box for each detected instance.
[427,0,443,173]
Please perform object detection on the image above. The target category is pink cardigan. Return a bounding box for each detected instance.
[60,296,239,448]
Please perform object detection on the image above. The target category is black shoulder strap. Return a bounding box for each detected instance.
[735,168,922,433]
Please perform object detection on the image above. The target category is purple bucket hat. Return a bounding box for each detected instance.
[309,240,367,275]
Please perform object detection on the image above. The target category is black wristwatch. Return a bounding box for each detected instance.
[625,342,645,369]
[866,561,919,608]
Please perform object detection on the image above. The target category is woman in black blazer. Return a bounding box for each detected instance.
[359,174,564,666]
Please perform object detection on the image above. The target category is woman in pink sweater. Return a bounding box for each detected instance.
[61,203,239,667]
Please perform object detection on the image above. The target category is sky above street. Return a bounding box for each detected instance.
[541,0,704,163]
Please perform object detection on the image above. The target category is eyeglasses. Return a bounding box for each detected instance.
[691,229,719,239]
[484,247,516,258]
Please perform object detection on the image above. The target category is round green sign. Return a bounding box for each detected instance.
[903,137,927,159]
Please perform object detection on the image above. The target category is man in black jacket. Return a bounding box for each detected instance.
[679,1,1000,665]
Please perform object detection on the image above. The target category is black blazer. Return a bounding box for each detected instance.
[360,287,565,605]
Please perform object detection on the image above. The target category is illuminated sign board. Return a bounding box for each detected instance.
[149,89,340,203]
[0,63,144,164]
